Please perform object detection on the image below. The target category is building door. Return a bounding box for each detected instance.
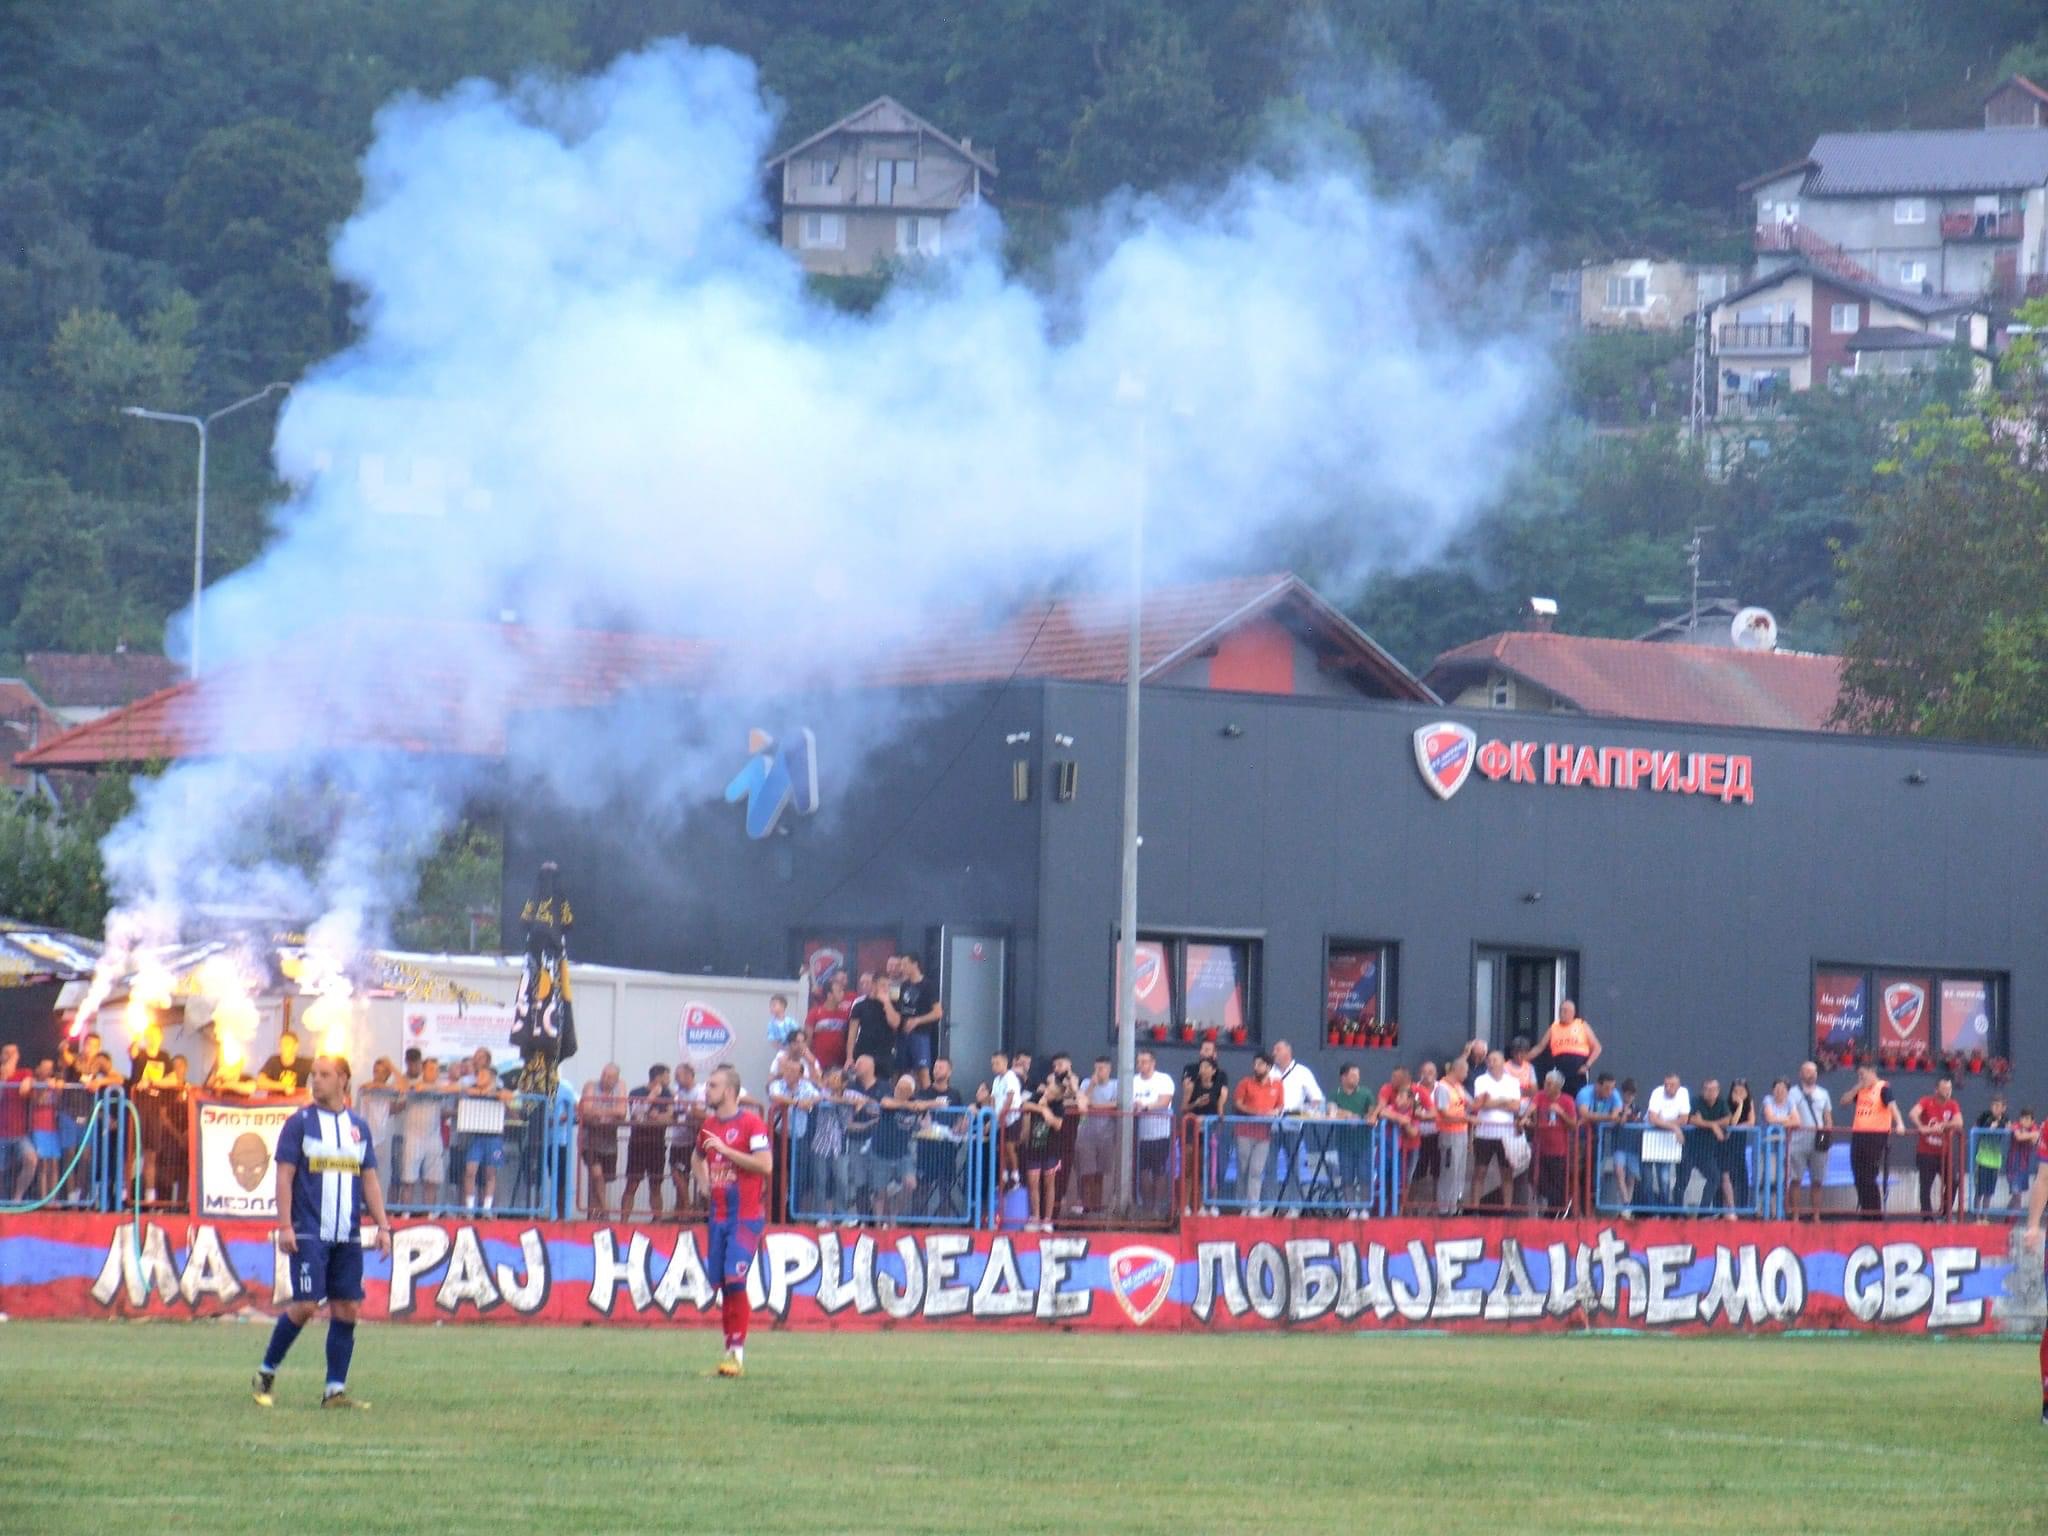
[940,926,1007,1073]
[1474,947,1578,1049]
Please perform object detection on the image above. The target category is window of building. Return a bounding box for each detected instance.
[1695,272,1729,302]
[1894,198,1926,225]
[895,215,942,257]
[809,156,839,187]
[1114,933,1259,1046]
[875,157,918,203]
[1604,275,1647,308]
[1830,303,1860,334]
[1812,962,2007,1064]
[1489,677,1512,708]
[1325,941,1398,1049]
[799,212,845,249]
[1898,259,1928,287]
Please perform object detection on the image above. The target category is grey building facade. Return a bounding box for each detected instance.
[507,680,2047,1113]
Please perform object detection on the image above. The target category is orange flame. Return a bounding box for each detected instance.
[122,967,175,1047]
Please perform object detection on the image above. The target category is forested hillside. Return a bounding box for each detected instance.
[2,0,2043,663]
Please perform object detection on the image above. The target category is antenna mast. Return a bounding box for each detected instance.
[1689,296,1707,441]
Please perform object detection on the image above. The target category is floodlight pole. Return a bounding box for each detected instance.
[121,382,289,676]
[1113,388,1147,1214]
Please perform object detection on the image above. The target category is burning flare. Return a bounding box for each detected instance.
[122,966,175,1047]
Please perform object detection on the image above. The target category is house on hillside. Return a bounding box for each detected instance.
[764,97,995,278]
[1703,257,1990,418]
[24,650,183,728]
[1569,258,1742,332]
[1739,79,2048,303]
[0,679,65,792]
[1424,630,1845,733]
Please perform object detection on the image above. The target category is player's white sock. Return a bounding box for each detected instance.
[731,1345,743,1365]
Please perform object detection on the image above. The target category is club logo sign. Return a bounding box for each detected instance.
[680,1003,734,1064]
[1413,721,1477,802]
[1883,982,1928,1043]
[1107,1244,1176,1326]
[1133,948,1165,1008]
[807,948,845,989]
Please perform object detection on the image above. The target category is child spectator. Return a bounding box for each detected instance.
[765,993,799,1045]
[2007,1109,2039,1206]
[459,1062,514,1213]
[1974,1094,2010,1215]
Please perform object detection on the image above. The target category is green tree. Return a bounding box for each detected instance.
[1833,399,2048,746]
[394,819,504,954]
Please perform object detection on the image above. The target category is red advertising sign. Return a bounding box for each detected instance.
[4,1213,2017,1337]
[1813,969,1868,1051]
[1939,978,1992,1054]
[1875,972,1933,1056]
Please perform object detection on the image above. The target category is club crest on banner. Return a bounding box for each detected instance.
[1413,721,1477,801]
[680,1002,734,1064]
[1883,982,1927,1043]
[1107,1244,1176,1326]
[1133,948,1165,1008]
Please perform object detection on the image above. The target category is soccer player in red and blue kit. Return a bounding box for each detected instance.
[692,1063,772,1378]
[2022,1166,2048,1424]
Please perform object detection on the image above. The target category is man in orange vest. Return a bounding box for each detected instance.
[1837,1063,1904,1215]
[1433,1056,1472,1215]
[1534,1000,1602,1097]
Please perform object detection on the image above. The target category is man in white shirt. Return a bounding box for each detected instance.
[1643,1073,1692,1210]
[767,1054,823,1217]
[1269,1040,1324,1214]
[1786,1059,1834,1220]
[1470,1049,1523,1210]
[1130,1049,1178,1212]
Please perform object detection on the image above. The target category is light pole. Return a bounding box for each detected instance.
[121,382,289,676]
[1113,377,1148,1213]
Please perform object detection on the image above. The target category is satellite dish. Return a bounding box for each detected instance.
[1731,606,1778,652]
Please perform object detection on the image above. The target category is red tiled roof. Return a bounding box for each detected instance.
[0,680,67,788]
[1424,631,1845,733]
[23,651,184,710]
[19,575,1430,769]
[1987,74,2048,108]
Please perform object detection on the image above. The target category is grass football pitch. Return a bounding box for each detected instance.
[0,1322,2040,1535]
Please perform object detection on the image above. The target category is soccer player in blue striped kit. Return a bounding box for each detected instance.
[252,1055,395,1408]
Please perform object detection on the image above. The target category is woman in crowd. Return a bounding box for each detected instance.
[1724,1078,1756,1217]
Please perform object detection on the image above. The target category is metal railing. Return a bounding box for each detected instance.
[1594,1123,1782,1218]
[1940,210,2021,241]
[1965,1128,2031,1218]
[358,1087,569,1220]
[1718,321,1809,353]
[1192,1115,1395,1217]
[0,1081,113,1210]
[784,1102,990,1228]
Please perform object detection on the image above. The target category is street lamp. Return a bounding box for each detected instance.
[121,381,290,676]
[1112,374,1148,1214]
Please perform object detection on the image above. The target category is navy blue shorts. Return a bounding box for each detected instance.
[901,1030,934,1072]
[706,1217,764,1290]
[465,1134,504,1168]
[285,1236,365,1304]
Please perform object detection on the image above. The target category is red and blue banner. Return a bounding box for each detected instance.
[2,1214,2035,1335]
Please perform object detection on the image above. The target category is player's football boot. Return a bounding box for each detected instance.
[321,1389,370,1409]
[251,1369,275,1407]
[715,1350,744,1379]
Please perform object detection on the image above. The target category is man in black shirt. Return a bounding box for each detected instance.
[128,1022,174,1088]
[895,956,943,1088]
[1180,1037,1230,1110]
[847,972,899,1082]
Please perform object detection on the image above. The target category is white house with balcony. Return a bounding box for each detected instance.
[764,97,995,278]
[1737,78,2048,303]
[1703,258,1989,419]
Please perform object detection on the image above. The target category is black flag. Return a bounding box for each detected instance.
[509,861,577,1069]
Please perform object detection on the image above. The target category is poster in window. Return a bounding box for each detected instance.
[1325,948,1381,1032]
[1939,978,1992,1054]
[802,936,853,991]
[1812,969,1867,1050]
[855,937,899,984]
[1115,940,1174,1029]
[1874,972,1933,1056]
[1183,943,1246,1034]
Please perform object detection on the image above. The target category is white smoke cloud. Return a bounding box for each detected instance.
[105,39,1549,950]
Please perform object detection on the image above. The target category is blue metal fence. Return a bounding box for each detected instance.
[1194,1115,1397,1216]
[786,1103,991,1228]
[359,1088,570,1220]
[1595,1122,1782,1218]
